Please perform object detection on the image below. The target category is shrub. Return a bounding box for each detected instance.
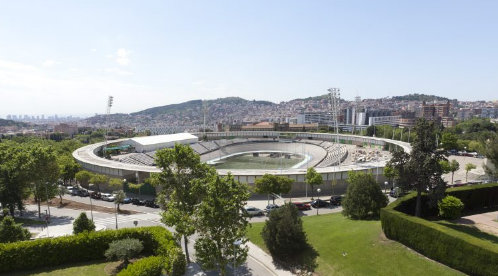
[438,196,464,220]
[262,203,308,263]
[0,226,184,275]
[0,216,30,243]
[73,212,95,234]
[117,256,164,276]
[342,171,388,219]
[381,186,498,276]
[105,238,143,267]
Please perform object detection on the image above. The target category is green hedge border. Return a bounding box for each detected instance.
[0,226,185,275]
[381,184,498,276]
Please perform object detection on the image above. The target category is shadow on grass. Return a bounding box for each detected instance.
[6,259,109,276]
[437,221,498,244]
[272,243,319,273]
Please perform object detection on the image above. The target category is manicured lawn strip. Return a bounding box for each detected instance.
[6,260,114,276]
[247,213,464,276]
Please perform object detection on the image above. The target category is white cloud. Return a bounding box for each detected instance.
[103,67,133,76]
[115,48,131,66]
[42,59,56,67]
[91,48,97,52]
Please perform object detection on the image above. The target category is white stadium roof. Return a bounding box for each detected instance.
[129,133,198,146]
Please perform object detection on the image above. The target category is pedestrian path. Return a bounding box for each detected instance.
[93,213,163,227]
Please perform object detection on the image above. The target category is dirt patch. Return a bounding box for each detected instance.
[104,260,123,275]
[26,199,141,215]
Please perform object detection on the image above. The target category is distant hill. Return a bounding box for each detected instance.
[132,97,274,117]
[0,119,29,127]
[392,93,452,102]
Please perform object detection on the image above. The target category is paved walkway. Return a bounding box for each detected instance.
[459,210,498,236]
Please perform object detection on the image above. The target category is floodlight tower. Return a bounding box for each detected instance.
[103,96,113,156]
[202,100,208,138]
[328,88,341,144]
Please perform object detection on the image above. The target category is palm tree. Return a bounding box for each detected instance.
[465,163,476,182]
[114,190,126,212]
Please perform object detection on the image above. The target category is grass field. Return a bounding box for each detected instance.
[214,154,303,170]
[8,260,118,276]
[247,213,464,276]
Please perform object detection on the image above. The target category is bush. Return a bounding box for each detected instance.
[73,212,95,234]
[262,203,308,263]
[105,238,143,267]
[0,216,30,243]
[117,256,164,276]
[0,226,184,275]
[342,171,388,219]
[438,196,464,220]
[381,187,498,276]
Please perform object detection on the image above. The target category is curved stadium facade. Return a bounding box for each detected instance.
[73,131,411,195]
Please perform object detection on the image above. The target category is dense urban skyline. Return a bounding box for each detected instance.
[1,1,497,117]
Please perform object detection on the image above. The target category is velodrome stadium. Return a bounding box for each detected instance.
[73,131,411,195]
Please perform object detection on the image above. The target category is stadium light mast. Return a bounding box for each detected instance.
[202,100,208,138]
[328,88,340,144]
[103,96,113,156]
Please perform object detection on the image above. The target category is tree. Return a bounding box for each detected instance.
[194,174,250,275]
[305,168,323,199]
[90,174,109,192]
[342,171,388,219]
[383,165,397,189]
[75,170,93,189]
[114,190,126,212]
[438,196,464,220]
[73,212,95,234]
[387,119,447,217]
[254,174,293,205]
[441,132,458,150]
[108,178,123,191]
[58,155,80,185]
[441,160,460,185]
[105,238,143,268]
[484,137,498,179]
[155,143,215,263]
[57,185,68,206]
[465,163,476,182]
[0,216,31,243]
[261,203,311,266]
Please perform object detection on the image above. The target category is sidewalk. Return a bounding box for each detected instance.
[247,241,294,276]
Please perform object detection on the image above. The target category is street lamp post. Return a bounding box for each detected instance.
[233,239,242,276]
[114,202,118,230]
[316,188,321,216]
[384,181,388,194]
[89,184,94,221]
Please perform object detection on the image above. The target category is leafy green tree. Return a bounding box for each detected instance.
[108,178,123,191]
[305,168,323,199]
[0,216,30,243]
[155,143,215,263]
[90,174,109,192]
[114,190,126,212]
[387,119,447,217]
[465,163,476,182]
[438,196,464,220]
[28,145,60,218]
[383,165,397,189]
[261,203,312,267]
[105,238,143,268]
[194,174,250,275]
[73,212,95,234]
[58,155,80,185]
[440,160,460,185]
[0,142,33,216]
[254,174,293,205]
[484,137,498,179]
[441,132,458,150]
[75,170,93,189]
[342,171,388,219]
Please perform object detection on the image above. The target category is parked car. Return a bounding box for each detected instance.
[311,199,330,208]
[123,198,132,204]
[330,195,342,206]
[264,204,279,214]
[78,190,89,197]
[100,193,112,201]
[131,198,142,205]
[144,200,160,208]
[292,202,311,211]
[90,192,101,200]
[244,206,264,216]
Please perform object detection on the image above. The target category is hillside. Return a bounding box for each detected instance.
[392,93,452,102]
[0,119,29,127]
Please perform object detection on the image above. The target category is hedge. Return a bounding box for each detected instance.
[381,184,498,276]
[117,256,164,276]
[0,226,185,275]
[394,183,498,217]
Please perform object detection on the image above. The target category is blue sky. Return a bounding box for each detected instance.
[0,0,497,117]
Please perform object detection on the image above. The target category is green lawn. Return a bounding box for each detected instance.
[7,260,117,276]
[247,213,464,276]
